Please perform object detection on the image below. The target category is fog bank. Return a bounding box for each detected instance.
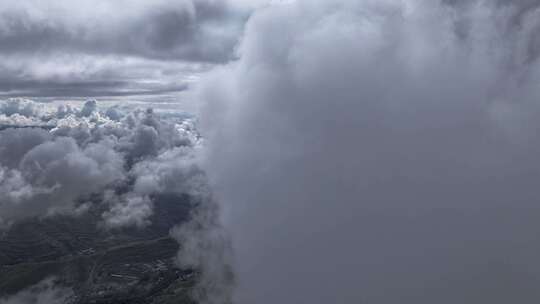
[200,1,540,303]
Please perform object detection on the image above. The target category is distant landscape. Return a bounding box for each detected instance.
[0,194,195,304]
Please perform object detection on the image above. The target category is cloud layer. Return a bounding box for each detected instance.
[0,98,201,229]
[0,0,254,100]
[199,0,540,303]
[0,98,231,304]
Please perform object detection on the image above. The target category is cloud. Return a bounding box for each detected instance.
[0,78,190,99]
[0,99,45,117]
[0,99,200,229]
[198,0,540,303]
[171,199,235,304]
[132,146,207,197]
[0,127,51,167]
[0,135,124,224]
[101,194,154,229]
[0,0,246,62]
[0,0,252,100]
[0,100,223,304]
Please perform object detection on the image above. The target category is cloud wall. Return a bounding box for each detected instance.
[199,1,540,303]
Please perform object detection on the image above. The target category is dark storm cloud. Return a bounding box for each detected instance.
[0,0,251,99]
[0,127,51,168]
[0,1,245,62]
[0,79,188,98]
[197,0,540,303]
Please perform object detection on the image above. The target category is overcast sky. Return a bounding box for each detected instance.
[0,0,270,108]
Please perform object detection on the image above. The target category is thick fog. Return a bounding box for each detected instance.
[199,0,540,303]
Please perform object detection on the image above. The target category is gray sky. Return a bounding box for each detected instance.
[0,0,265,106]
